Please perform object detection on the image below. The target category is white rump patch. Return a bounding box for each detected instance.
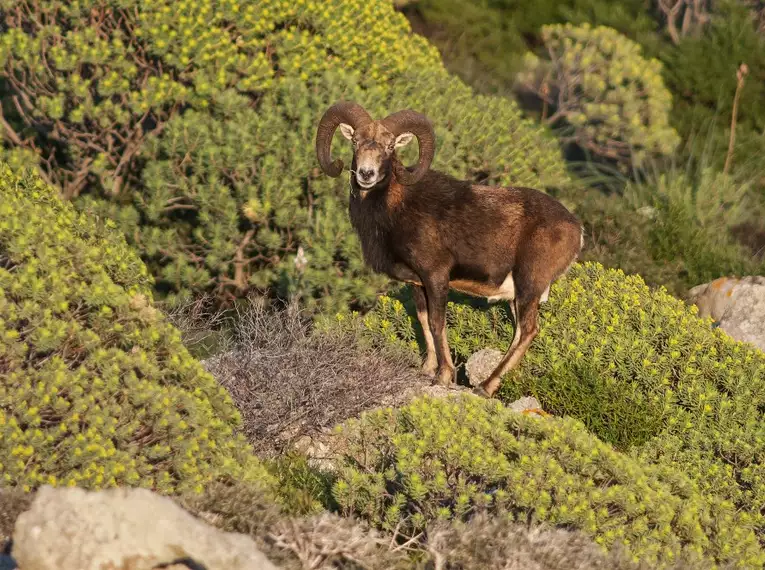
[540,284,551,303]
[487,272,515,303]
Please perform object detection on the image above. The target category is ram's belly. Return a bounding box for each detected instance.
[449,273,551,304]
[450,273,515,302]
[392,266,551,304]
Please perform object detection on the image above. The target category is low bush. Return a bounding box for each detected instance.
[630,187,764,290]
[518,23,680,167]
[0,471,741,569]
[331,262,765,539]
[178,466,705,570]
[330,394,763,568]
[573,161,765,296]
[174,475,658,569]
[0,163,274,495]
[399,0,662,95]
[574,191,689,296]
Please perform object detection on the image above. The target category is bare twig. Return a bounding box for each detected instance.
[657,0,710,44]
[232,229,256,293]
[724,63,749,175]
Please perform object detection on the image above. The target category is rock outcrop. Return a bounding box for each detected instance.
[687,276,765,352]
[11,485,280,570]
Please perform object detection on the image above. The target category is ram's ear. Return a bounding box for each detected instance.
[339,123,355,140]
[394,132,415,148]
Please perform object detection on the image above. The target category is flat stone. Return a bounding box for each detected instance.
[11,486,280,570]
[508,396,543,414]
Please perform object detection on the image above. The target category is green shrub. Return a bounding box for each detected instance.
[399,0,662,95]
[0,163,274,495]
[574,191,690,297]
[625,168,765,288]
[330,394,763,569]
[178,475,689,570]
[331,262,765,536]
[0,0,568,312]
[518,23,680,167]
[574,162,765,296]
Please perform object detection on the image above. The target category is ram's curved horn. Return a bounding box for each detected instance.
[380,109,435,185]
[315,101,373,177]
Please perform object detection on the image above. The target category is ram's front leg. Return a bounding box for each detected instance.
[411,285,438,377]
[423,273,455,386]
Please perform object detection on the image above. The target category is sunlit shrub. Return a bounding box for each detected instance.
[330,394,763,568]
[518,23,680,167]
[330,261,765,538]
[0,163,274,495]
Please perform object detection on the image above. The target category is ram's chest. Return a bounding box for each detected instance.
[350,214,396,274]
[348,197,400,276]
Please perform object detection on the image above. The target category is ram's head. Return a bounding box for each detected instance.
[315,101,435,188]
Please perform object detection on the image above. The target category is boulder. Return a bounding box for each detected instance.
[11,485,280,570]
[687,276,765,352]
[508,395,545,415]
[464,348,504,387]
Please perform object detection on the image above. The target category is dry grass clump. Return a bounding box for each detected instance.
[421,513,713,570]
[180,482,685,570]
[166,295,427,457]
[179,480,410,570]
[269,513,412,570]
[0,487,33,544]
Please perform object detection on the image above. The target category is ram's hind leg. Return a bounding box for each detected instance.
[412,284,438,377]
[474,293,541,399]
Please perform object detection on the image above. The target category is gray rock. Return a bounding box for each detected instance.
[12,485,279,570]
[464,348,504,387]
[508,396,543,414]
[687,276,765,352]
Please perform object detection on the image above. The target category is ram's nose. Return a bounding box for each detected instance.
[358,168,375,182]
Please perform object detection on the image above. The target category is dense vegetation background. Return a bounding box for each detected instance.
[2,0,765,568]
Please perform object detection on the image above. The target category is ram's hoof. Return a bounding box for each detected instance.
[420,361,438,378]
[472,385,491,399]
[431,367,456,387]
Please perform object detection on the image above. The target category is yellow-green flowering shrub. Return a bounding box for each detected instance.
[0,163,275,495]
[0,0,568,312]
[332,262,765,537]
[331,394,763,569]
[518,23,680,167]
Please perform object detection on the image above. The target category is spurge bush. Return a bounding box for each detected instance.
[0,163,273,496]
